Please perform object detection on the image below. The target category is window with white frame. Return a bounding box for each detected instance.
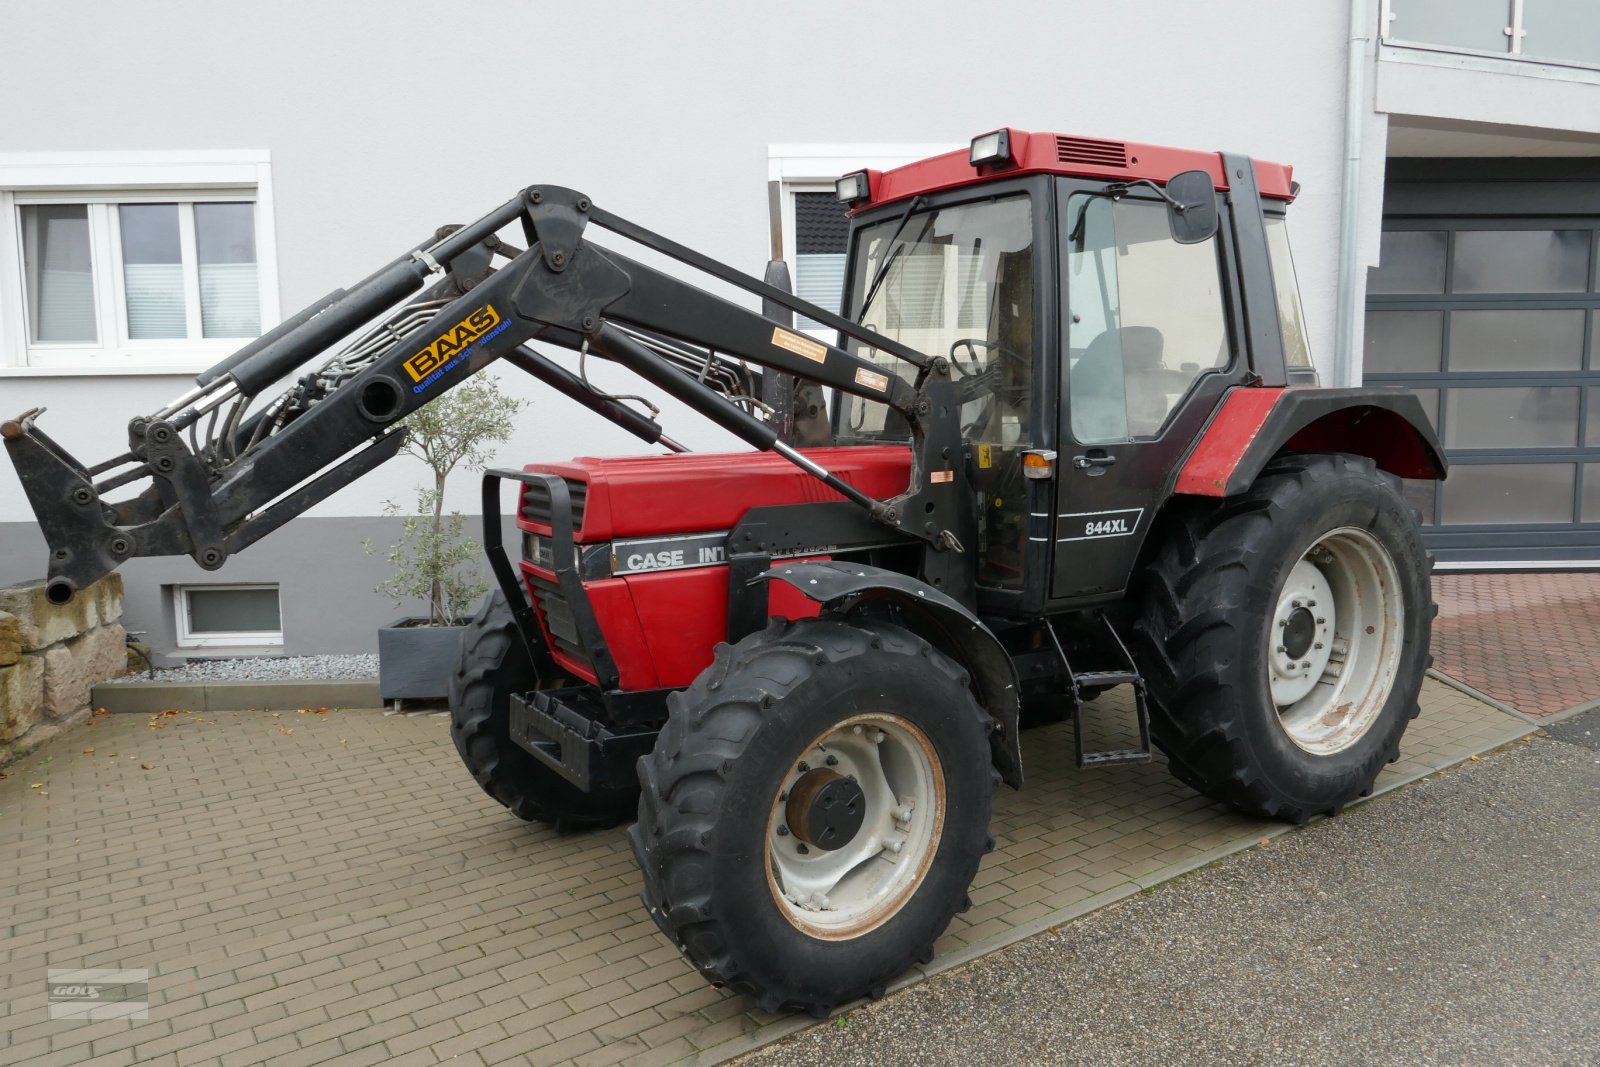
[0,152,278,371]
[174,584,283,648]
[769,145,953,341]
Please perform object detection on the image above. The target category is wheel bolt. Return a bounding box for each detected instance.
[797,843,809,855]
[1278,619,1288,628]
[825,755,839,767]
[1292,599,1303,608]
[776,825,789,836]
[1307,600,1317,607]
[1314,642,1324,650]
[1301,661,1311,669]
[1317,617,1326,625]
[1276,645,1286,654]
[797,761,809,772]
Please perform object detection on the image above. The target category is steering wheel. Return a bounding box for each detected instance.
[949,337,1029,377]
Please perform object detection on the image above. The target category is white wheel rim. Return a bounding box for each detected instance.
[1269,527,1405,755]
[765,713,945,940]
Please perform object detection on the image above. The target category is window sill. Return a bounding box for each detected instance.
[172,645,288,659]
[0,361,215,378]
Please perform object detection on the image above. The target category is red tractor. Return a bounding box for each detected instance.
[6,128,1444,1015]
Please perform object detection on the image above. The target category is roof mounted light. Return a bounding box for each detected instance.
[969,129,1013,169]
[835,170,871,205]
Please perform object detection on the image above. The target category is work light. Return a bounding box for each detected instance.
[834,171,871,205]
[969,129,1013,168]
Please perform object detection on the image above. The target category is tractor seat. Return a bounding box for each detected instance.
[1071,325,1166,442]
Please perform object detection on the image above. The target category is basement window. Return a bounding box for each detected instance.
[174,584,283,648]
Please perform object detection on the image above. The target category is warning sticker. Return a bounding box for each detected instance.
[771,327,828,364]
[854,367,890,392]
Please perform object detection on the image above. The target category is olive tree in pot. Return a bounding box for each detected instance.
[372,375,525,706]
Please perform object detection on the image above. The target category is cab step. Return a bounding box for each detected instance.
[1045,616,1154,769]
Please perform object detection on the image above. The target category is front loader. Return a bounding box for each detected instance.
[5,128,1446,1014]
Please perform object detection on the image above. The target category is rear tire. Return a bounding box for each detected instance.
[1134,453,1433,823]
[630,615,998,1016]
[448,591,637,832]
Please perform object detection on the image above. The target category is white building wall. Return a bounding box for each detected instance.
[0,0,1354,523]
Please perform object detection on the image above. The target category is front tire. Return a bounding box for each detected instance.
[448,591,637,832]
[629,615,998,1016]
[1134,453,1433,823]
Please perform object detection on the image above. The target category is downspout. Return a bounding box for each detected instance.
[1333,0,1371,387]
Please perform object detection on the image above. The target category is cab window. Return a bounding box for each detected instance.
[838,194,1034,446]
[1064,193,1230,445]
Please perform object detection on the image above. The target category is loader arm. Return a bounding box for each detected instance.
[4,185,974,608]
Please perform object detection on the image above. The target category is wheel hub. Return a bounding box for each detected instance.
[1282,605,1317,660]
[785,768,865,851]
[1269,560,1335,707]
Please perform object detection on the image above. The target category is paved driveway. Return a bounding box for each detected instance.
[0,681,1525,1067]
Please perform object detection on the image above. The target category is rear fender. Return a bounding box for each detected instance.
[764,560,1023,788]
[1174,387,1447,498]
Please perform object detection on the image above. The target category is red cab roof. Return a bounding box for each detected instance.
[852,128,1295,213]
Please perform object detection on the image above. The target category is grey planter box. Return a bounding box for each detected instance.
[378,617,467,702]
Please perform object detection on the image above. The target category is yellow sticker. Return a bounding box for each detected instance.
[403,304,504,384]
[771,327,828,364]
[977,443,993,469]
[854,367,890,392]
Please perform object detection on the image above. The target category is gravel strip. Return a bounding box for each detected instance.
[104,654,379,684]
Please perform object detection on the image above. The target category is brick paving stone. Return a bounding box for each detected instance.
[1431,572,1600,717]
[0,675,1524,1066]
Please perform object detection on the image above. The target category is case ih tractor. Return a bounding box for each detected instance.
[6,128,1444,1015]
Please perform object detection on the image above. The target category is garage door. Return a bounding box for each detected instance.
[1365,163,1600,564]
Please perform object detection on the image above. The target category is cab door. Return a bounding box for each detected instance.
[1050,183,1241,600]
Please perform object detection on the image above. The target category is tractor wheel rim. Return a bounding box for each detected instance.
[1270,526,1405,755]
[765,712,945,940]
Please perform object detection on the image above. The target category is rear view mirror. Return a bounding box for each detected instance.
[1165,170,1219,244]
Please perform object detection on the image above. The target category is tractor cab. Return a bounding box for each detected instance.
[831,129,1321,613]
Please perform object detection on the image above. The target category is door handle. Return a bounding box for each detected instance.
[1072,452,1116,469]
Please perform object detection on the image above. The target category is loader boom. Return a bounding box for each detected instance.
[4,184,972,609]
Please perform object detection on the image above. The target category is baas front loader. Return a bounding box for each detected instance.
[4,128,1446,1014]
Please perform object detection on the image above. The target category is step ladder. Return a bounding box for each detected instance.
[1045,616,1153,768]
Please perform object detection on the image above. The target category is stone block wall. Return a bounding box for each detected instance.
[0,575,126,761]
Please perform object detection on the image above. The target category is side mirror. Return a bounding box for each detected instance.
[1165,170,1219,244]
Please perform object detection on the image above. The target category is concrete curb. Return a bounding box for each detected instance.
[1425,667,1541,724]
[683,696,1538,1067]
[90,678,382,714]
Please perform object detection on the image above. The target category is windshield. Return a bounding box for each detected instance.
[836,194,1035,444]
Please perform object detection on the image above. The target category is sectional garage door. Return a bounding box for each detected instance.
[1365,160,1600,564]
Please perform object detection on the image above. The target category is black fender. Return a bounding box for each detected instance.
[763,560,1023,788]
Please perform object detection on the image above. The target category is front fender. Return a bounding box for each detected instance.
[764,560,1023,788]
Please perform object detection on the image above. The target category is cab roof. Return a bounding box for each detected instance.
[849,128,1295,214]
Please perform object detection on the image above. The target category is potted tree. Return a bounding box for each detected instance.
[372,374,525,706]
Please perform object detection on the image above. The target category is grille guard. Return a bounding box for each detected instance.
[482,467,620,690]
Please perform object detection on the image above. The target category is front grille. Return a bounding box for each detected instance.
[519,478,588,532]
[1056,135,1128,168]
[527,570,593,672]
